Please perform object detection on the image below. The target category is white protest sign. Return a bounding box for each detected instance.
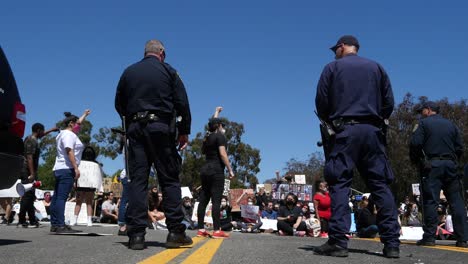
[260,219,278,230]
[192,201,213,224]
[295,175,306,184]
[256,184,265,193]
[64,202,88,225]
[241,205,259,219]
[223,179,230,196]
[77,161,103,191]
[34,201,48,219]
[399,226,424,240]
[412,183,420,196]
[181,187,193,199]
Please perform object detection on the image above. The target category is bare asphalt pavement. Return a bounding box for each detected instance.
[0,223,467,264]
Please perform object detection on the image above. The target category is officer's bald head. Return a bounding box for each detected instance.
[144,40,165,57]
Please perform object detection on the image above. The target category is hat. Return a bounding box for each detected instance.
[330,35,360,53]
[416,101,440,113]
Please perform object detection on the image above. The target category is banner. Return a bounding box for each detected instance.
[77,161,104,191]
[241,205,259,219]
[269,184,313,202]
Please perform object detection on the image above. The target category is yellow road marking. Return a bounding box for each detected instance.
[138,236,206,264]
[354,238,468,254]
[180,238,224,264]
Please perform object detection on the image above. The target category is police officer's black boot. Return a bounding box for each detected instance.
[455,241,468,248]
[128,236,145,250]
[166,232,193,248]
[314,241,348,257]
[383,246,399,258]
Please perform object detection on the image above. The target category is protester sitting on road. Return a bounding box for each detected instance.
[71,146,101,227]
[436,205,450,240]
[181,196,196,230]
[42,192,51,217]
[261,201,278,220]
[301,204,312,220]
[100,192,118,224]
[355,196,379,238]
[401,202,422,227]
[0,198,14,225]
[50,112,85,233]
[273,202,280,213]
[219,196,233,231]
[313,181,331,238]
[148,188,166,229]
[277,193,307,236]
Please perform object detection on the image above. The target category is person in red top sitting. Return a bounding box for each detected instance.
[314,181,331,238]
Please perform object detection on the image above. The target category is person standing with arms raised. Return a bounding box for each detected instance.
[315,35,400,258]
[115,39,192,250]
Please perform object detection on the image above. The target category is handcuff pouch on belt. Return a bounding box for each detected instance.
[133,111,161,125]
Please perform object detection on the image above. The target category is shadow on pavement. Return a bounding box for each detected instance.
[117,241,167,249]
[0,239,31,246]
[299,245,384,257]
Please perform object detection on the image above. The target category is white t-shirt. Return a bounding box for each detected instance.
[53,130,85,171]
[101,200,117,216]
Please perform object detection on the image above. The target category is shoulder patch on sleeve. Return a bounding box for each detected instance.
[412,124,419,133]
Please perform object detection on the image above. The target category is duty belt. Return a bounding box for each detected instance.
[427,154,455,161]
[132,111,164,122]
[332,117,383,131]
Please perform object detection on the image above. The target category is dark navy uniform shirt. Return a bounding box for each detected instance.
[115,55,191,135]
[315,54,394,122]
[410,114,464,159]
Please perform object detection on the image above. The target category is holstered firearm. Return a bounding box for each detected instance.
[315,111,335,160]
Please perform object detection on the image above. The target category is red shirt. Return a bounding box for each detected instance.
[313,192,331,220]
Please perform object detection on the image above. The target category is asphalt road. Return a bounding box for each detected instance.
[0,223,466,264]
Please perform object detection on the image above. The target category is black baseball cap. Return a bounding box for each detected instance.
[416,101,440,113]
[330,35,360,53]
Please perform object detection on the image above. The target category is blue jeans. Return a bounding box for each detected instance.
[118,176,129,226]
[50,169,75,227]
[358,225,379,238]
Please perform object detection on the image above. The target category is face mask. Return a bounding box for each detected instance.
[274,207,279,211]
[302,209,308,213]
[286,199,294,205]
[221,202,227,207]
[248,202,253,205]
[219,128,226,134]
[184,202,191,207]
[72,123,81,134]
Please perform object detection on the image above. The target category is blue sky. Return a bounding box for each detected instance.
[2,1,467,183]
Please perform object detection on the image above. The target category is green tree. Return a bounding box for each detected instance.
[180,118,261,190]
[283,152,325,185]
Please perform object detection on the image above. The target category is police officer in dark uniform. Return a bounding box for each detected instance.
[115,39,192,250]
[314,35,400,258]
[410,101,467,247]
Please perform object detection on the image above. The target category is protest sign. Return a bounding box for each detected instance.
[223,180,230,196]
[295,174,306,184]
[241,205,259,219]
[181,187,193,198]
[77,161,103,191]
[260,219,278,230]
[64,202,88,225]
[192,201,213,223]
[412,183,420,196]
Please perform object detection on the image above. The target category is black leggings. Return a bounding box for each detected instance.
[320,218,329,233]
[197,168,225,230]
[277,220,307,236]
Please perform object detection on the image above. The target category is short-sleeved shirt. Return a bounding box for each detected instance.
[101,200,117,217]
[53,130,85,171]
[24,135,40,175]
[203,132,227,167]
[278,205,303,223]
[314,192,331,220]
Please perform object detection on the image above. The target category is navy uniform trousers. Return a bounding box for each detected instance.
[421,160,467,242]
[126,121,185,238]
[324,124,400,248]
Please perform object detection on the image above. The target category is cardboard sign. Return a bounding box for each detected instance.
[110,183,123,198]
[241,205,259,219]
[229,189,254,211]
[192,201,213,224]
[295,174,306,184]
[77,161,104,191]
[412,183,420,196]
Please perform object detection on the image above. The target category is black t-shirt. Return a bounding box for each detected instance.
[278,205,303,223]
[203,132,227,166]
[23,135,40,181]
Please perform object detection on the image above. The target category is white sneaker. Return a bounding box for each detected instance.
[69,219,77,226]
[87,221,93,227]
